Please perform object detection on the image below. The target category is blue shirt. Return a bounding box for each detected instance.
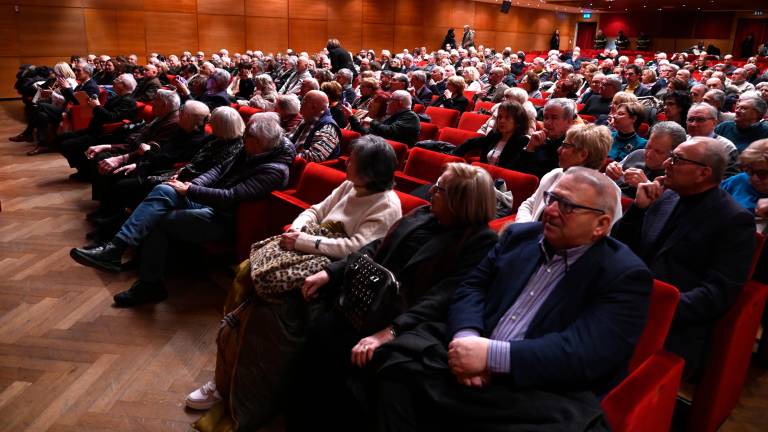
[721,172,767,213]
[609,131,647,161]
[714,121,768,153]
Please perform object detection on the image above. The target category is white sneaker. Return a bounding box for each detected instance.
[186,380,222,410]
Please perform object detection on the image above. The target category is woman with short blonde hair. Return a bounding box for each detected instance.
[210,106,245,140]
[440,162,496,226]
[431,75,470,112]
[516,123,622,226]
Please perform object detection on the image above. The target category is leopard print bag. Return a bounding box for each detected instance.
[249,221,348,303]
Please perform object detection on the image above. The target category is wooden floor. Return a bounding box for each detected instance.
[0,100,765,431]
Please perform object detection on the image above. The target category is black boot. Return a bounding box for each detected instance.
[70,239,127,273]
[113,280,168,308]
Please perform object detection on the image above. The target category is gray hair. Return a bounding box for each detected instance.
[180,100,210,127]
[302,77,319,90]
[704,89,725,109]
[411,70,427,84]
[276,94,300,115]
[246,112,284,151]
[392,73,409,86]
[154,89,181,112]
[562,166,618,225]
[544,98,577,120]
[688,102,718,122]
[695,136,731,182]
[210,68,231,91]
[80,63,95,76]
[336,68,353,83]
[650,121,687,150]
[349,135,398,192]
[210,106,245,140]
[741,93,768,117]
[602,74,623,90]
[390,89,412,109]
[117,73,137,92]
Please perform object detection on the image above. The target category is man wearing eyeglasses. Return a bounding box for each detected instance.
[372,167,652,430]
[685,103,739,177]
[714,94,768,153]
[613,136,755,379]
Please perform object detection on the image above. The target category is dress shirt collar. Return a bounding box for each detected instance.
[539,239,593,272]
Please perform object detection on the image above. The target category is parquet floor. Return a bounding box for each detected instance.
[0,100,765,431]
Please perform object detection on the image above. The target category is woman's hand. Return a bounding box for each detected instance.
[85,144,112,160]
[166,179,191,196]
[301,270,330,301]
[279,231,301,251]
[56,76,70,89]
[98,156,124,175]
[340,104,354,119]
[113,163,136,175]
[605,161,624,180]
[350,327,396,368]
[443,89,452,99]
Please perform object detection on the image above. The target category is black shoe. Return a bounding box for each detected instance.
[113,281,168,307]
[10,133,33,143]
[89,212,123,227]
[69,171,91,182]
[70,241,125,273]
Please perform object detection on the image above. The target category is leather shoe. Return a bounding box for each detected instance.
[68,171,91,182]
[9,133,33,143]
[27,146,54,156]
[113,281,168,307]
[70,242,125,273]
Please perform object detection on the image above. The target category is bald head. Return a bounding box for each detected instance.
[300,90,329,121]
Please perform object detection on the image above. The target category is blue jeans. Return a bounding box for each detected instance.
[116,184,232,283]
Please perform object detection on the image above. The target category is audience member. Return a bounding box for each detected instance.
[344,90,420,147]
[453,101,530,169]
[715,93,768,153]
[581,74,620,116]
[721,138,768,214]
[431,75,470,113]
[289,90,341,162]
[608,102,647,161]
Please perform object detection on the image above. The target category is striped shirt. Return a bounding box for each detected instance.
[290,121,340,163]
[455,240,592,374]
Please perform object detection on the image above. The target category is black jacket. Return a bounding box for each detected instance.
[135,128,208,180]
[613,188,755,374]
[328,47,355,74]
[132,77,162,102]
[349,109,421,147]
[452,131,531,171]
[61,78,100,105]
[88,94,137,133]
[431,94,469,113]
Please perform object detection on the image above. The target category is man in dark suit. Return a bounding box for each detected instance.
[621,64,652,97]
[372,168,652,430]
[132,64,162,103]
[474,67,509,103]
[408,70,433,107]
[613,136,755,378]
[344,90,421,147]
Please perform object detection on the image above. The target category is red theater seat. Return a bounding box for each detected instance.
[457,112,490,132]
[471,162,538,213]
[394,147,465,192]
[418,122,440,141]
[425,106,461,129]
[438,127,482,147]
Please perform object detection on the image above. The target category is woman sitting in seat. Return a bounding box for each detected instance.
[289,162,499,430]
[722,138,768,216]
[515,123,622,224]
[462,66,483,92]
[186,136,403,431]
[69,111,295,307]
[452,101,531,171]
[321,81,348,128]
[431,75,470,113]
[662,90,693,129]
[608,101,647,161]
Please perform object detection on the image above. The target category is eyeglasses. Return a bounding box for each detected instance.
[668,152,708,167]
[743,166,768,180]
[431,181,447,194]
[543,191,605,215]
[686,116,714,123]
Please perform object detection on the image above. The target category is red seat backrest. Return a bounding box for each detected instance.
[287,156,307,189]
[293,162,347,205]
[475,101,495,113]
[425,106,461,129]
[628,280,680,371]
[438,127,482,147]
[384,139,410,166]
[138,104,154,122]
[471,162,539,212]
[238,106,262,123]
[418,122,440,141]
[457,112,491,132]
[403,147,465,183]
[413,103,426,114]
[530,98,546,107]
[395,190,429,215]
[340,129,362,156]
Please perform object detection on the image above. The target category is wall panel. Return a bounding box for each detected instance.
[197,15,245,55]
[288,19,328,53]
[393,25,422,52]
[246,17,288,53]
[198,0,245,16]
[329,20,362,52]
[422,0,452,29]
[144,0,195,13]
[327,0,361,22]
[450,0,475,29]
[83,0,144,9]
[145,12,197,55]
[116,10,146,57]
[245,0,287,17]
[84,8,119,55]
[289,0,327,20]
[0,57,20,98]
[18,7,87,57]
[0,6,19,57]
[394,0,420,26]
[362,0,393,24]
[362,23,394,53]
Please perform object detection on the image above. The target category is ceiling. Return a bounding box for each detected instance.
[473,0,768,13]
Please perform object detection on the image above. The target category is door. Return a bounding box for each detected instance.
[732,18,768,58]
[576,22,597,51]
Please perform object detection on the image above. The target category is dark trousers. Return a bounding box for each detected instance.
[35,102,65,145]
[60,129,98,172]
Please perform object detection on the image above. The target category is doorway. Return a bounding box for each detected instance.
[576,22,597,51]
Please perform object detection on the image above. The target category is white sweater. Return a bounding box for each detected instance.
[514,168,624,227]
[290,180,402,259]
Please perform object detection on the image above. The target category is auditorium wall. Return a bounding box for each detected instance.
[0,0,579,98]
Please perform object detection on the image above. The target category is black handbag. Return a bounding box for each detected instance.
[337,252,400,334]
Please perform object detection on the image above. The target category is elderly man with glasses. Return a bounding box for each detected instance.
[715,93,768,153]
[369,167,652,430]
[685,102,739,177]
[613,136,755,380]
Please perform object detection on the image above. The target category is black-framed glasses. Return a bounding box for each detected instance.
[543,191,605,215]
[743,166,768,180]
[668,152,708,168]
[686,116,714,123]
[431,181,447,194]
